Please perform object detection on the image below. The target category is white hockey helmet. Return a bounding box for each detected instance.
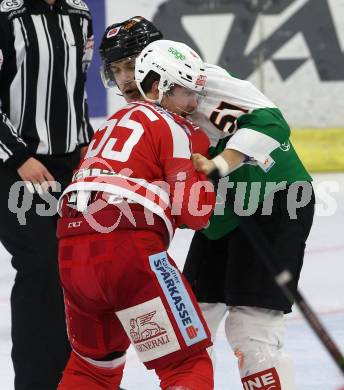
[135,39,207,103]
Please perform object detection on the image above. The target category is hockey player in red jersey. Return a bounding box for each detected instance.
[56,39,216,390]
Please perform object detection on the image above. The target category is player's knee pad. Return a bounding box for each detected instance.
[199,302,228,362]
[199,302,228,338]
[225,306,295,389]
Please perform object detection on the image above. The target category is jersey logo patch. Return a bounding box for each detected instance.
[195,74,207,87]
[116,297,180,362]
[107,27,121,38]
[258,156,275,173]
[280,140,291,152]
[149,251,208,346]
[0,0,23,12]
[130,311,166,343]
[242,367,281,389]
[65,0,89,11]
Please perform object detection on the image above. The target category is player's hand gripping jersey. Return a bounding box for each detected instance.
[189,65,312,239]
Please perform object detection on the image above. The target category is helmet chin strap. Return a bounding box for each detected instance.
[157,88,164,104]
[175,105,196,116]
[114,89,124,97]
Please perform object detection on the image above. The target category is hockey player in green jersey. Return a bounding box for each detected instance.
[183,64,315,389]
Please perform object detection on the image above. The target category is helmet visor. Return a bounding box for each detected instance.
[166,85,206,115]
[100,65,117,89]
[100,56,137,89]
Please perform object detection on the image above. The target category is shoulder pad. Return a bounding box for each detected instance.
[64,0,89,11]
[0,0,24,13]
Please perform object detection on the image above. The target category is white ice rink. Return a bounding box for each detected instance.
[1,173,344,389]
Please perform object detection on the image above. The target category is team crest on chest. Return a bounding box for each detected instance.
[65,0,89,11]
[280,141,291,152]
[0,0,23,12]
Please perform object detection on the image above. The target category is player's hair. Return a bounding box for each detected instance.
[140,70,161,95]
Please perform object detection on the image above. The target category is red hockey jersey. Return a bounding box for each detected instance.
[170,112,210,157]
[59,101,215,242]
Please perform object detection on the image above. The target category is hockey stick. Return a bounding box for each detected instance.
[208,169,344,376]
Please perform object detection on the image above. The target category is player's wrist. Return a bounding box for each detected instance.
[212,155,230,177]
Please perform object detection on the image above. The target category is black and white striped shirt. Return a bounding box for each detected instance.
[0,0,94,169]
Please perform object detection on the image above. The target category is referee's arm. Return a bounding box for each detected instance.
[0,15,32,169]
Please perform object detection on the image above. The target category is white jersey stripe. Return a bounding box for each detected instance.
[41,15,53,154]
[17,18,28,136]
[2,115,26,144]
[71,170,170,206]
[59,180,174,243]
[135,101,191,159]
[61,15,78,152]
[226,127,280,163]
[10,19,25,132]
[0,140,13,161]
[58,15,71,152]
[31,15,50,154]
[163,114,191,158]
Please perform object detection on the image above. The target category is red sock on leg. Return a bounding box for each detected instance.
[58,351,124,390]
[155,350,214,390]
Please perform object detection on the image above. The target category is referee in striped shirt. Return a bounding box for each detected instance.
[0,0,94,388]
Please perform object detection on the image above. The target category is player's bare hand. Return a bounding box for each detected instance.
[17,157,56,193]
[192,153,216,175]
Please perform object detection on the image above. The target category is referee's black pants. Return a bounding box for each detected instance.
[0,151,79,390]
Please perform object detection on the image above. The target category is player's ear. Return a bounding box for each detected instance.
[150,80,160,98]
